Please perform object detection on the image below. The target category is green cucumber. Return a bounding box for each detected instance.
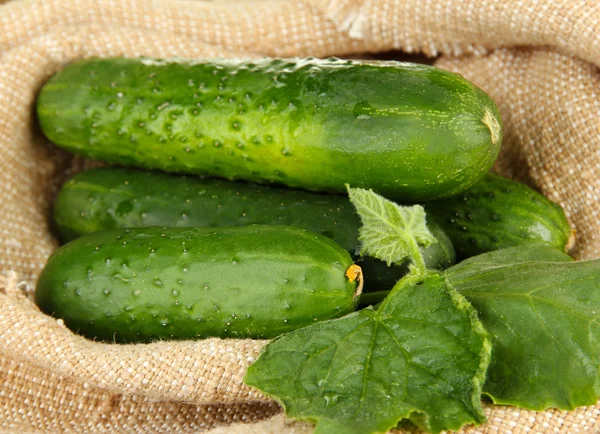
[53,167,456,292]
[37,57,502,201]
[35,225,361,343]
[424,173,572,259]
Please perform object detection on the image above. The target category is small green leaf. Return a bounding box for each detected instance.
[245,273,491,434]
[445,247,600,410]
[346,186,436,274]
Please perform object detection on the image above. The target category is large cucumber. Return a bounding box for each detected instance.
[37,57,502,201]
[53,168,455,292]
[424,173,572,259]
[35,225,361,343]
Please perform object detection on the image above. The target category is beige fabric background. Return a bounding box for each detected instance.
[0,0,599,432]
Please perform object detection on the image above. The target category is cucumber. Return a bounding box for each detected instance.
[37,57,502,201]
[35,225,361,343]
[53,167,456,291]
[424,173,572,259]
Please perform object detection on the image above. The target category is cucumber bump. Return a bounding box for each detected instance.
[35,225,362,342]
[37,57,502,201]
[424,173,572,259]
[53,167,456,291]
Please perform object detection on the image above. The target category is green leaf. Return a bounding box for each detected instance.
[346,186,436,274]
[245,273,491,434]
[359,244,574,307]
[445,248,600,410]
[445,244,573,276]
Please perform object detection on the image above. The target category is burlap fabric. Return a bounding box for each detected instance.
[0,0,599,432]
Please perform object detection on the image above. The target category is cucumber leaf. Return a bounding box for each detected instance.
[357,244,574,308]
[446,244,573,275]
[346,186,436,274]
[445,250,600,410]
[245,273,491,434]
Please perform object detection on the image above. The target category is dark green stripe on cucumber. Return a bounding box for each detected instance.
[38,57,502,201]
[35,225,361,343]
[53,168,456,292]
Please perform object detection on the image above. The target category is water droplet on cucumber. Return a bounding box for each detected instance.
[353,101,374,118]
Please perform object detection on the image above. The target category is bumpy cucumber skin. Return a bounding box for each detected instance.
[37,57,502,201]
[53,168,456,291]
[35,225,359,343]
[424,173,571,259]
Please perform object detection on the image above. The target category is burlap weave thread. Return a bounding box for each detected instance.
[0,0,599,432]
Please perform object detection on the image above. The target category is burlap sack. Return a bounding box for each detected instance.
[1,0,599,432]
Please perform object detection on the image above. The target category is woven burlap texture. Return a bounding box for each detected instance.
[0,0,598,432]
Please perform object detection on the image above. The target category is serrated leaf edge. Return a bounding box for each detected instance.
[345,185,436,275]
[245,275,492,434]
[444,275,492,429]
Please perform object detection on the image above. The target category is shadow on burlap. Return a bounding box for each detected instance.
[0,0,599,432]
